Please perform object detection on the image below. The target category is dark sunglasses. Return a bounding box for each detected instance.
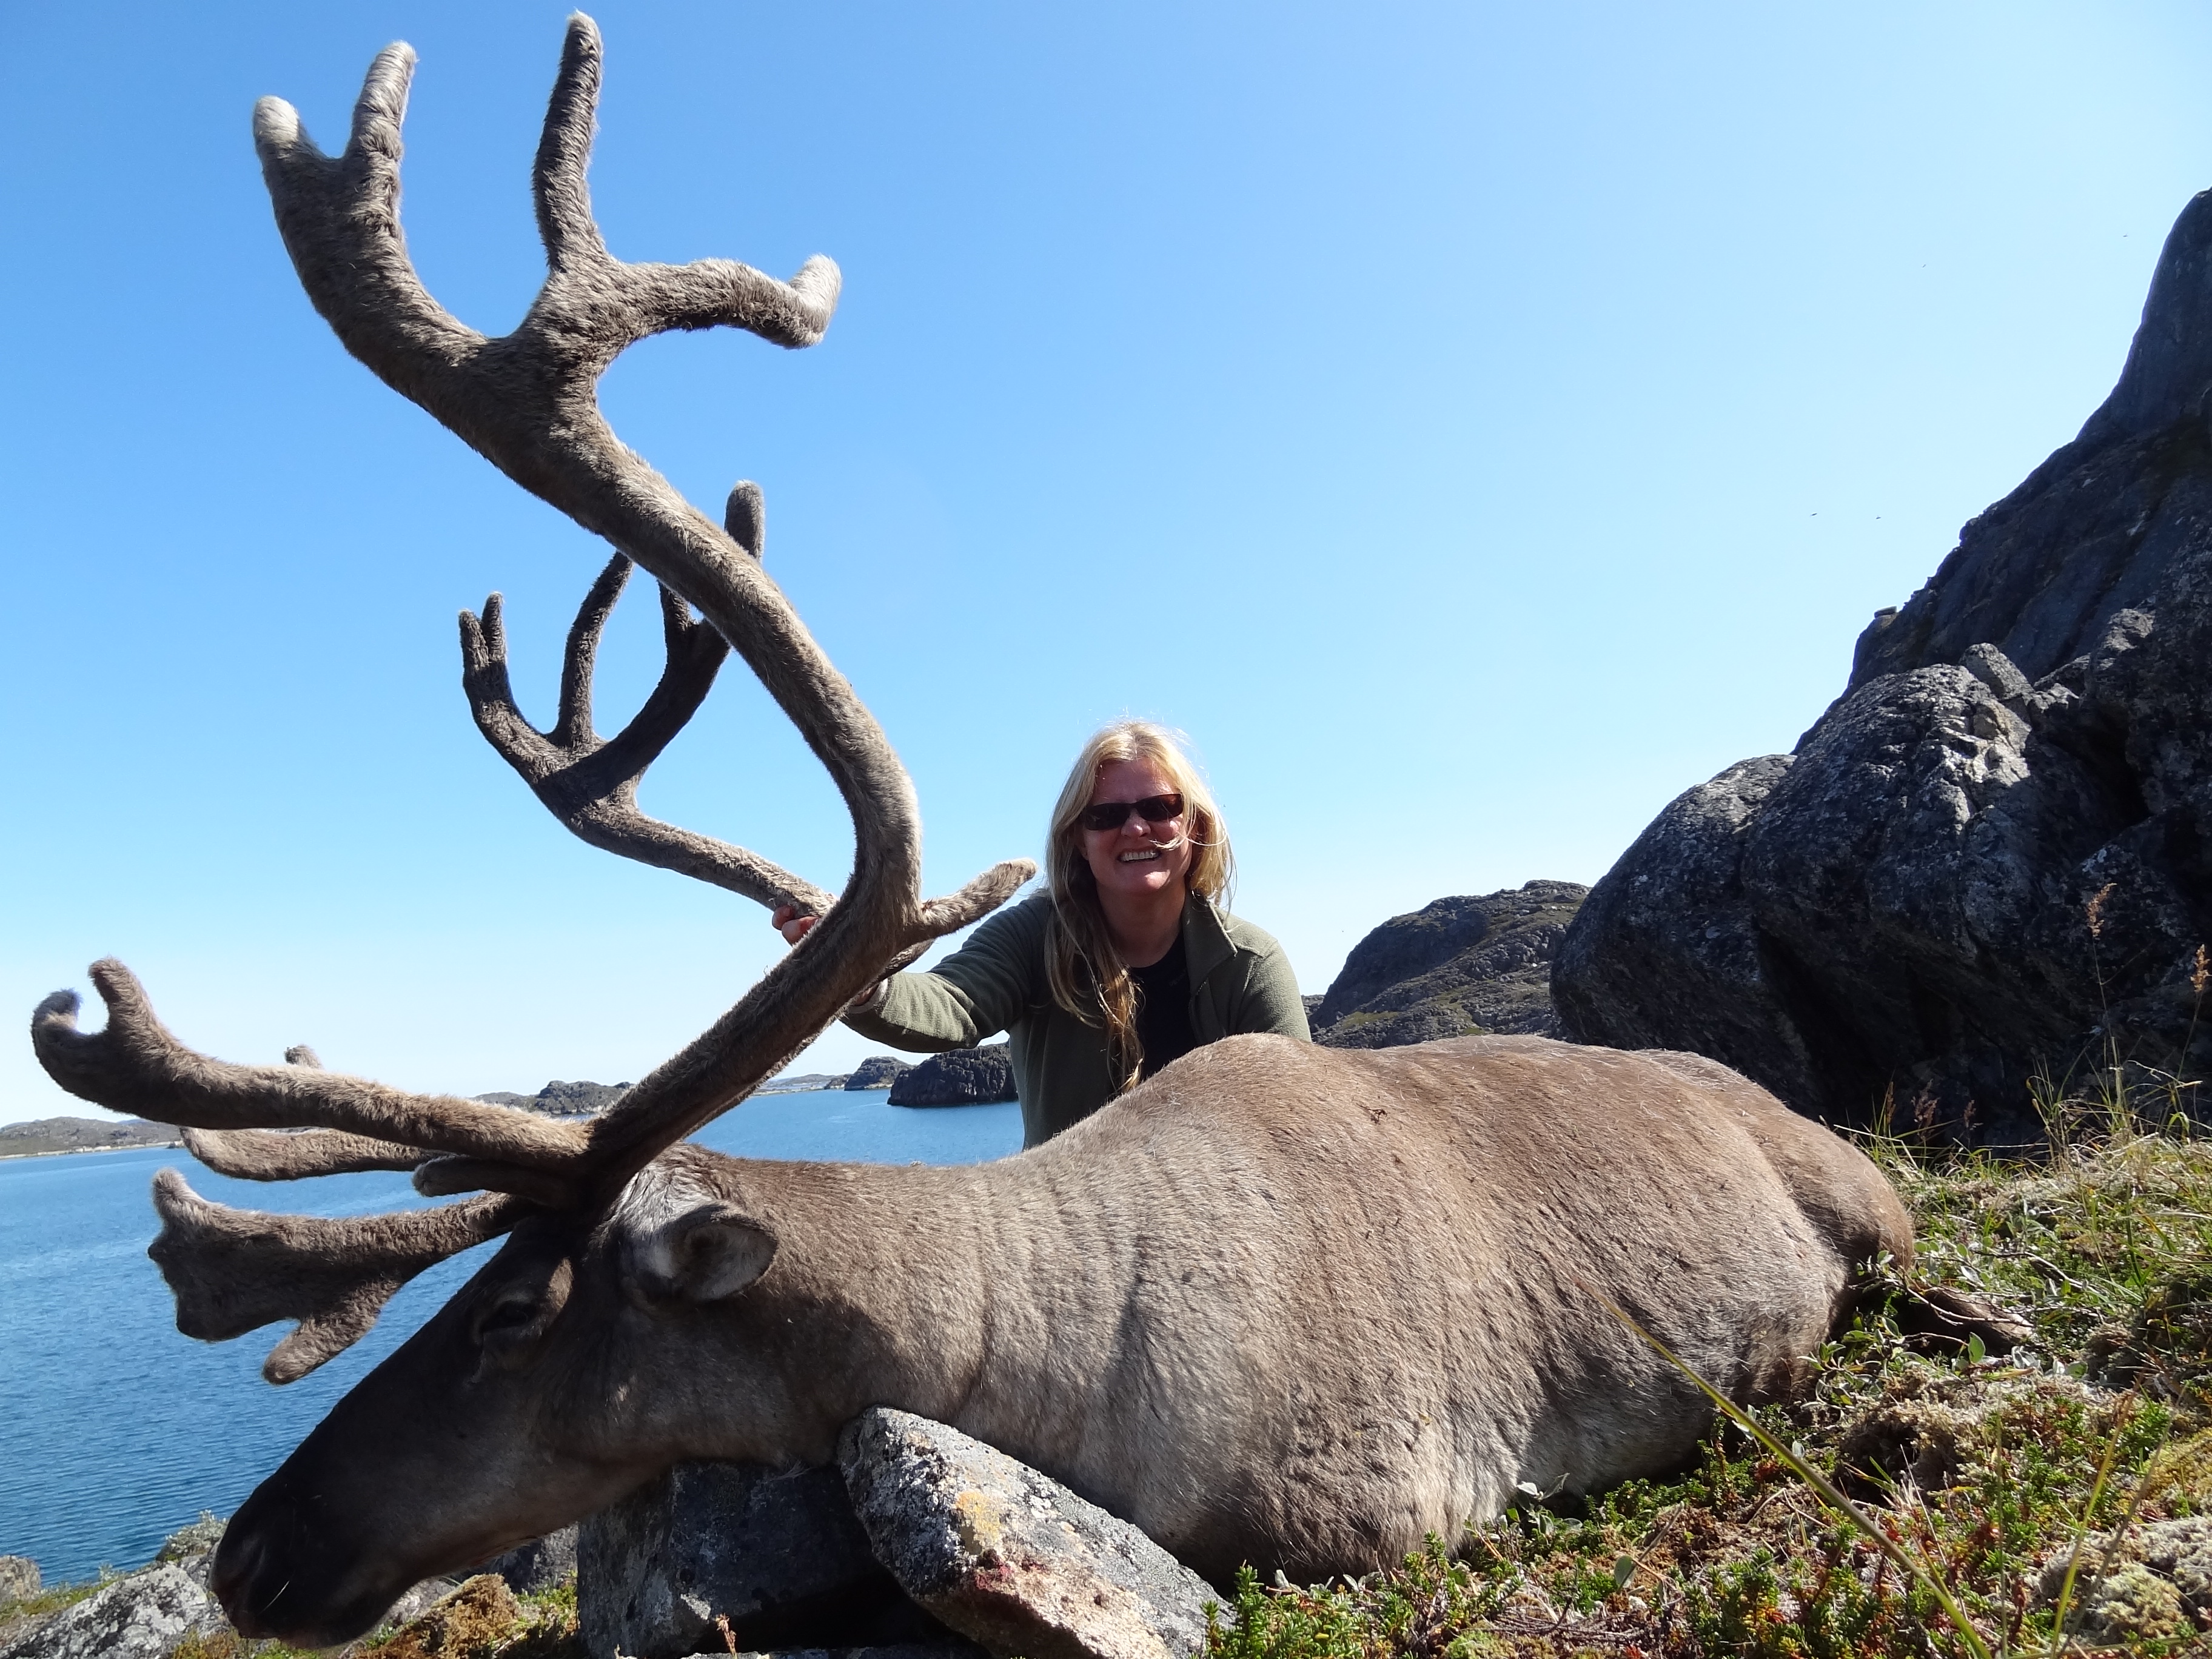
[1077,793,1185,833]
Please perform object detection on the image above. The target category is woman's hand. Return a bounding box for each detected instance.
[771,903,819,947]
[772,902,886,1013]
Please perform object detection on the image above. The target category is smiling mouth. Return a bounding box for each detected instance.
[1118,849,1162,863]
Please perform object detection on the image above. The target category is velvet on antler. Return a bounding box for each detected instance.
[28,12,1033,1382]
[150,1170,525,1382]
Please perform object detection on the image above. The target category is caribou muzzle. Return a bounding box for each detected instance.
[210,1477,406,1645]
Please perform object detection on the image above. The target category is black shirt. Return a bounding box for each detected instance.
[1130,934,1198,1081]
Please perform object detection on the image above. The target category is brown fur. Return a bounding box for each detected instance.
[204,1034,1909,1644]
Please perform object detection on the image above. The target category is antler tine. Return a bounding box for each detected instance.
[32,964,588,1170]
[551,552,631,751]
[458,542,836,916]
[181,1033,428,1182]
[149,1168,525,1382]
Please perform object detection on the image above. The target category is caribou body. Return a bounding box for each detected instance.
[29,17,1915,1648]
[201,1034,1907,1643]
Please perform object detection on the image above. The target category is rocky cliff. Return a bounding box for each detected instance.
[1310,883,1587,1048]
[888,1046,1017,1107]
[1554,189,2212,1138]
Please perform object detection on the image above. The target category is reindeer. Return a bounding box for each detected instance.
[29,18,1917,1648]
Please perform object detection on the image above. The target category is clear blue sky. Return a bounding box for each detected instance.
[5,2,2210,1121]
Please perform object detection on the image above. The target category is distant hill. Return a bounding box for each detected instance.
[758,1071,851,1094]
[0,1117,183,1159]
[474,1079,632,1116]
[1309,881,1588,1049]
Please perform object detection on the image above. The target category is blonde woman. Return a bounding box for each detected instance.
[774,721,1309,1147]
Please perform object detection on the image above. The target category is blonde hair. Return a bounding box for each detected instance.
[1044,722,1235,1093]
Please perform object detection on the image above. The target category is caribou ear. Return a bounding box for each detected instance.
[634,1203,777,1303]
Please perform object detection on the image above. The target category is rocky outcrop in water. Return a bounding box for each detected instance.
[1310,883,1587,1048]
[890,1046,1017,1107]
[1553,189,2212,1138]
[848,1055,914,1090]
[474,1079,631,1116]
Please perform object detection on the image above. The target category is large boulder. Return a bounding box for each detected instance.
[0,1566,210,1659]
[890,1047,1017,1107]
[0,1562,36,1606]
[484,1526,577,1597]
[1555,189,2212,1137]
[578,1460,950,1659]
[1310,882,1587,1048]
[839,1409,1219,1659]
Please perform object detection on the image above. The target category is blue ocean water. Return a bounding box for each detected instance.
[0,1091,1021,1583]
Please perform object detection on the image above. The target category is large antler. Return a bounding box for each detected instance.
[30,15,1032,1380]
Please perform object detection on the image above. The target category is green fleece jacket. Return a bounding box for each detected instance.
[844,890,1310,1147]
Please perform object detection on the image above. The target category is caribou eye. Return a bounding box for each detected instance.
[469,1259,574,1376]
[480,1296,541,1334]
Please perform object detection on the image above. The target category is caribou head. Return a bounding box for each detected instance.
[33,15,1032,1641]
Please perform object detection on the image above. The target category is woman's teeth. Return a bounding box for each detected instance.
[1118,849,1161,863]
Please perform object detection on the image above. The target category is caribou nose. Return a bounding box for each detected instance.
[208,1526,276,1637]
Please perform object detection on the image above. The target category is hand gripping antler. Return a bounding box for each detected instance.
[29,16,1032,1379]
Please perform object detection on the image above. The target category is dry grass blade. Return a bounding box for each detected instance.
[1579,1278,1997,1659]
[2043,1405,2126,1652]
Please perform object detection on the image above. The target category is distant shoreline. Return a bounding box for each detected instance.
[0,1136,185,1163]
[0,1080,884,1162]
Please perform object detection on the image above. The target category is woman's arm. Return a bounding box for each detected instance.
[837,893,1054,1053]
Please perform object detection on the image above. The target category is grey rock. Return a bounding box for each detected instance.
[0,1566,210,1659]
[839,1408,1219,1659]
[475,1079,631,1116]
[2136,1515,2212,1616]
[483,1524,577,1596]
[0,1561,36,1606]
[1310,882,1587,1050]
[153,1513,226,1592]
[701,1648,976,1659]
[580,1461,944,1659]
[847,1056,914,1090]
[2036,1515,2212,1640]
[381,1575,464,1628]
[1556,187,2212,1139]
[888,1047,1017,1107]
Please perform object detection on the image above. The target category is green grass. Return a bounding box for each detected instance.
[0,1574,108,1627]
[1208,1088,2212,1658]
